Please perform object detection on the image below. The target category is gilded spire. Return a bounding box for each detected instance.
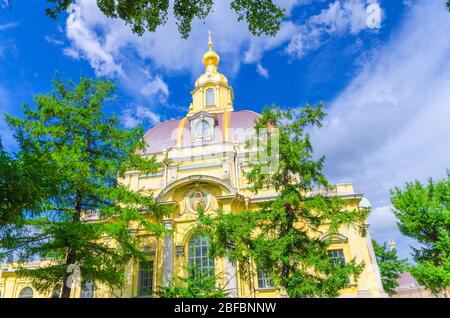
[203,31,220,72]
[208,31,213,50]
[191,31,233,115]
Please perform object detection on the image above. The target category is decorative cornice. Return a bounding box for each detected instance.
[178,163,222,171]
[157,175,236,202]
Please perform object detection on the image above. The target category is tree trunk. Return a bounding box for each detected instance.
[61,250,77,298]
[60,190,82,298]
[281,170,293,287]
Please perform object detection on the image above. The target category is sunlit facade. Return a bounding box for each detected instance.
[0,34,386,298]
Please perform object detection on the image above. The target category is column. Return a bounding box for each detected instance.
[364,230,388,297]
[162,221,174,287]
[225,257,238,297]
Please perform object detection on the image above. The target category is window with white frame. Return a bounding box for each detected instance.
[80,280,95,298]
[188,233,215,279]
[138,260,154,297]
[206,88,215,106]
[257,265,274,289]
[328,249,351,285]
[18,287,34,298]
[328,249,346,267]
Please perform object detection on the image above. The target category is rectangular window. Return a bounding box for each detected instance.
[206,88,215,106]
[138,261,154,297]
[257,266,274,289]
[328,249,346,267]
[80,280,94,298]
[328,249,351,285]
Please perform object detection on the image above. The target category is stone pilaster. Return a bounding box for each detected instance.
[162,221,174,287]
[364,230,388,297]
[225,257,238,297]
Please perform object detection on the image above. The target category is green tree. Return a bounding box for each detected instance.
[372,240,408,296]
[0,141,25,225]
[0,1,447,38]
[0,76,170,298]
[158,265,227,298]
[391,173,450,296]
[200,105,369,298]
[43,0,284,39]
[0,140,55,226]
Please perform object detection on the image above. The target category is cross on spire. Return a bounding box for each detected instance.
[208,31,213,50]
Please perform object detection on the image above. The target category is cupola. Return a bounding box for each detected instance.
[188,32,234,117]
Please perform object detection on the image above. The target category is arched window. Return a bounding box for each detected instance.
[206,88,215,106]
[18,287,33,298]
[188,233,214,279]
[80,280,95,298]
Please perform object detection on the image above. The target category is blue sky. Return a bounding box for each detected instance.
[1,0,450,260]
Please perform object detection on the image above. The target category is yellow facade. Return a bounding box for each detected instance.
[0,34,386,298]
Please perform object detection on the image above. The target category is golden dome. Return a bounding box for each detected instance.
[202,32,220,71]
[190,32,233,115]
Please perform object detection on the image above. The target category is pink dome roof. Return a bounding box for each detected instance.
[143,110,261,154]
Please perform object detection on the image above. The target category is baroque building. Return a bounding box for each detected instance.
[0,34,385,298]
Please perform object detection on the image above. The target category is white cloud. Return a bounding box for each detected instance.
[0,20,17,149]
[0,0,10,8]
[63,0,380,100]
[65,2,123,77]
[284,24,322,59]
[368,206,398,235]
[256,64,270,78]
[0,22,18,59]
[62,0,255,111]
[139,75,169,102]
[63,0,251,77]
[244,20,299,63]
[121,105,161,129]
[309,0,450,254]
[286,0,381,58]
[0,86,15,149]
[44,35,64,46]
[275,0,308,14]
[0,22,19,31]
[62,47,80,59]
[311,0,369,34]
[367,206,416,259]
[245,0,380,62]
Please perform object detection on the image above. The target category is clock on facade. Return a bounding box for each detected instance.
[195,119,210,138]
